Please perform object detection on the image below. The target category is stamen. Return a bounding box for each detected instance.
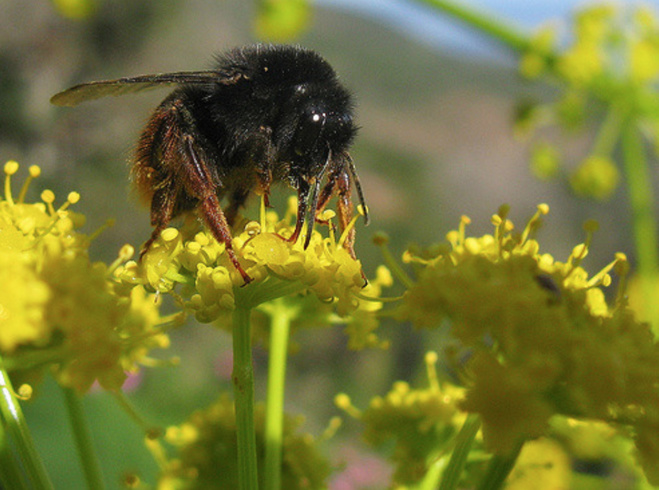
[613,253,630,305]
[244,221,261,237]
[320,416,342,442]
[17,165,41,204]
[425,352,440,393]
[587,251,626,288]
[107,244,136,275]
[89,219,116,242]
[260,193,267,231]
[57,191,81,213]
[373,232,414,288]
[457,215,471,247]
[40,190,56,215]
[338,212,361,248]
[4,160,19,205]
[334,393,362,418]
[320,209,336,244]
[520,203,549,244]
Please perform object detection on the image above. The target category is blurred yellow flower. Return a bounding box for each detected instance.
[395,205,659,484]
[337,352,465,486]
[158,393,330,489]
[0,162,169,392]
[570,155,620,200]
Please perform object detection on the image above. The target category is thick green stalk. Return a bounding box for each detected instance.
[439,414,482,490]
[0,357,53,490]
[62,388,105,490]
[476,440,524,490]
[232,305,259,490]
[621,120,659,329]
[414,0,532,54]
[264,300,293,490]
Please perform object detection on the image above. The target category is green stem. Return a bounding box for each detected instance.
[378,241,414,289]
[0,357,53,490]
[254,278,307,305]
[476,440,524,490]
[414,0,532,54]
[621,118,659,329]
[439,414,482,490]
[62,388,105,490]
[592,105,623,157]
[264,300,293,490]
[232,305,259,490]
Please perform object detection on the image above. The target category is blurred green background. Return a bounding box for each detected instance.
[0,0,648,487]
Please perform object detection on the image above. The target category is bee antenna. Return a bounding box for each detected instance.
[345,153,369,226]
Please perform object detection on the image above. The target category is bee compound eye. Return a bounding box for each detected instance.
[294,110,326,156]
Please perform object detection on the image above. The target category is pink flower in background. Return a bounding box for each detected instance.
[331,445,391,490]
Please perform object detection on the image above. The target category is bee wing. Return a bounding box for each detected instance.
[50,70,244,107]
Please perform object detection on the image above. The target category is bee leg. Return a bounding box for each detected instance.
[139,178,179,258]
[136,98,251,284]
[180,136,253,285]
[314,177,337,226]
[199,193,252,285]
[308,160,356,257]
[335,169,357,259]
[287,179,311,245]
[336,169,368,286]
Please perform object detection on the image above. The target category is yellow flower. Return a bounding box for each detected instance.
[556,40,605,86]
[0,162,169,392]
[121,197,374,329]
[530,141,561,180]
[630,38,659,82]
[519,25,556,79]
[158,393,330,489]
[0,249,50,350]
[506,438,571,489]
[343,265,393,350]
[395,205,659,484]
[570,155,620,200]
[460,352,554,454]
[519,4,659,205]
[337,352,465,485]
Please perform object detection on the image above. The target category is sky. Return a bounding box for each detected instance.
[318,0,659,58]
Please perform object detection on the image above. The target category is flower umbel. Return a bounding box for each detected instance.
[157,393,330,489]
[0,162,170,392]
[517,5,659,201]
[337,352,466,486]
[396,204,659,484]
[117,196,377,328]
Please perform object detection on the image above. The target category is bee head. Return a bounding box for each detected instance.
[285,83,355,181]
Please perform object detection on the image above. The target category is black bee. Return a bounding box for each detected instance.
[51,44,368,284]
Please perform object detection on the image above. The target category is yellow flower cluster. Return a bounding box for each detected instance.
[396,205,659,484]
[117,197,381,340]
[0,162,169,392]
[569,154,619,200]
[521,5,659,86]
[157,393,329,489]
[517,4,659,200]
[337,352,466,485]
